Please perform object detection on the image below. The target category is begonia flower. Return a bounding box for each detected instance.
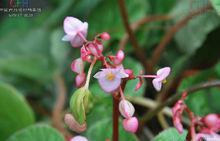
[62,17,88,47]
[93,68,128,93]
[152,67,171,91]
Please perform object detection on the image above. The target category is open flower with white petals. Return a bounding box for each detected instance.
[62,17,88,47]
[152,67,171,91]
[93,68,128,93]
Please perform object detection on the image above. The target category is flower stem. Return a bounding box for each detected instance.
[113,94,119,141]
[84,58,97,89]
[140,75,157,78]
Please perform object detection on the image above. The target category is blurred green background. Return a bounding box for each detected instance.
[0,0,220,141]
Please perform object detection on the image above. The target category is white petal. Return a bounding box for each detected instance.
[152,79,162,91]
[64,17,83,35]
[62,34,74,41]
[98,77,121,93]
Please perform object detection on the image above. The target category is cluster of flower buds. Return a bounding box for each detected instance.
[119,99,138,133]
[172,92,220,141]
[62,16,171,139]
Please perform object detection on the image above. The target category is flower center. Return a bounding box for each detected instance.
[106,72,115,81]
[162,79,167,84]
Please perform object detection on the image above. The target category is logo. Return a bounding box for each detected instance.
[9,0,29,8]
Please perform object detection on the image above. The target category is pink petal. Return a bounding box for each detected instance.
[152,79,162,91]
[122,117,139,133]
[156,67,171,81]
[63,17,83,36]
[119,100,135,119]
[98,77,121,93]
[71,58,84,74]
[75,73,86,88]
[93,71,105,79]
[70,136,88,141]
[70,34,85,48]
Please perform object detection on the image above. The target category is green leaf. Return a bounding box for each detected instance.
[211,0,220,16]
[171,0,220,54]
[153,128,187,141]
[0,82,35,141]
[6,124,65,141]
[50,29,70,72]
[70,87,92,125]
[0,29,56,83]
[88,0,149,39]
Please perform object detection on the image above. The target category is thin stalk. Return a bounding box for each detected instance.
[84,58,97,89]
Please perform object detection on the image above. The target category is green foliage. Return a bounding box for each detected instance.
[88,0,149,39]
[153,128,187,141]
[178,68,220,116]
[6,124,65,141]
[211,0,220,16]
[0,82,35,141]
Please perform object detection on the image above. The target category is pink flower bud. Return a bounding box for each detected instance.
[203,114,220,129]
[71,58,84,74]
[135,78,143,91]
[64,113,87,133]
[122,117,139,133]
[114,50,124,65]
[75,73,86,88]
[119,100,135,119]
[100,32,110,40]
[124,69,134,78]
[70,136,88,141]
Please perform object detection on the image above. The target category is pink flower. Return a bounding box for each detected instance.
[93,68,128,93]
[64,114,87,133]
[122,117,139,133]
[70,136,88,141]
[119,100,135,119]
[62,17,88,47]
[152,67,171,91]
[109,50,125,65]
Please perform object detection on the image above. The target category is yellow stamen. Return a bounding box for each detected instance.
[162,79,167,84]
[106,72,115,81]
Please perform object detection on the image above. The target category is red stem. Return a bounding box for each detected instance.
[113,94,119,141]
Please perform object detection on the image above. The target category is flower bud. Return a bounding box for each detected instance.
[64,113,86,133]
[122,117,138,133]
[114,50,124,65]
[75,73,86,88]
[100,32,110,40]
[70,135,88,141]
[203,114,220,129]
[135,78,143,91]
[71,58,84,74]
[124,69,134,79]
[119,100,135,119]
[70,87,92,125]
